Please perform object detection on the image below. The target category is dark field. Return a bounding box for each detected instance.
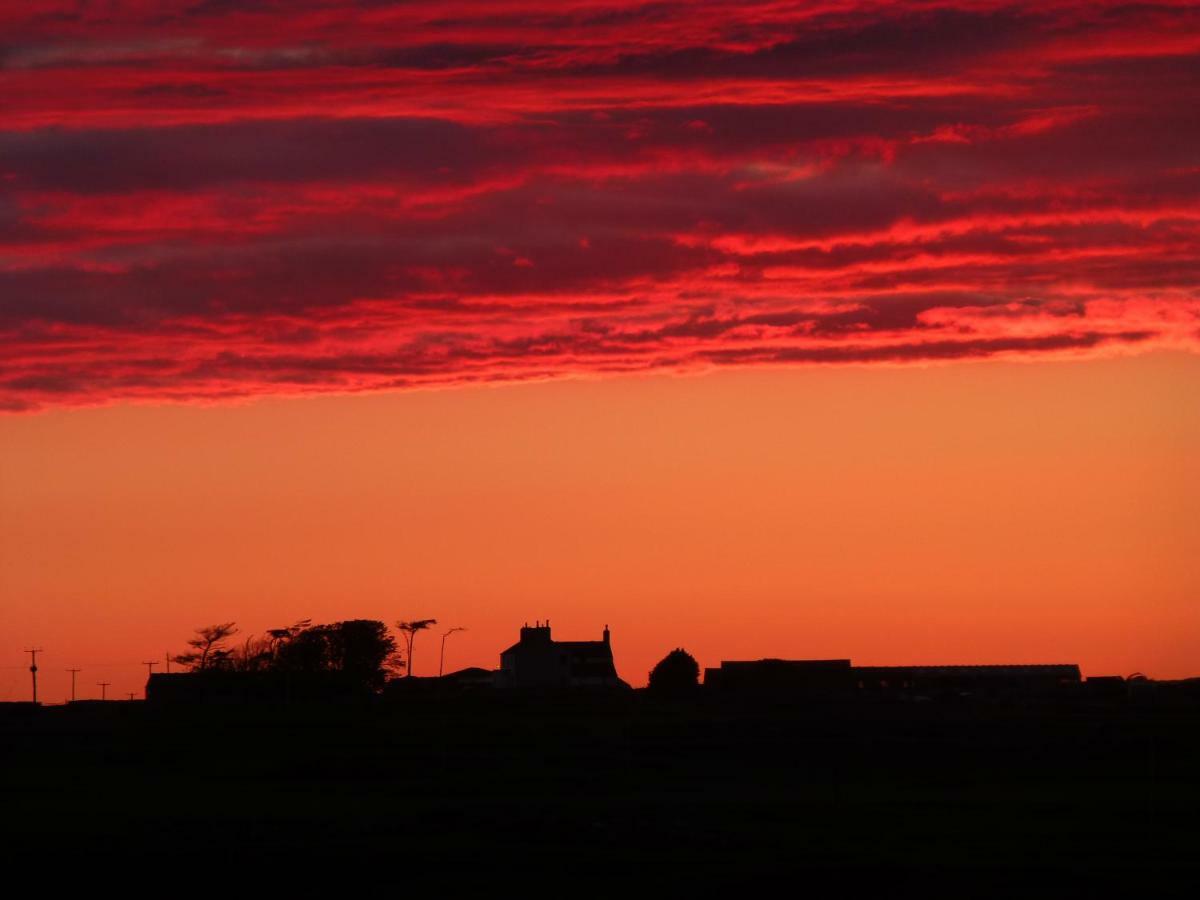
[2,693,1197,876]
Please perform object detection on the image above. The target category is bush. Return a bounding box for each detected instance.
[648,648,700,693]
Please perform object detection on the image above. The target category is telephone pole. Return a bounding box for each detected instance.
[165,652,171,674]
[98,682,110,701]
[67,668,81,702]
[127,692,136,701]
[25,649,43,704]
[142,660,158,699]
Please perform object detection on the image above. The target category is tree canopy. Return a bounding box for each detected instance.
[396,618,437,677]
[648,648,700,693]
[275,619,400,690]
[172,622,239,671]
[173,619,399,691]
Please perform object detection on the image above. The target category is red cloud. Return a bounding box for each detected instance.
[1,1,1198,411]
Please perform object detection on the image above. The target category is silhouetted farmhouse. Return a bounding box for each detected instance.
[704,659,1081,697]
[498,621,628,689]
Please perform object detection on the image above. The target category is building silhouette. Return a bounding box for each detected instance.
[498,621,628,689]
[703,658,853,695]
[703,658,1082,697]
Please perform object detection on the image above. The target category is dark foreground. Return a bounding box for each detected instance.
[2,692,1197,877]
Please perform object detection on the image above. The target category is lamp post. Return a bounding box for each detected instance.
[439,627,467,677]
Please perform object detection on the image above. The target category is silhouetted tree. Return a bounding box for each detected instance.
[327,619,400,690]
[266,619,312,655]
[230,634,274,672]
[396,619,437,677]
[172,622,239,671]
[274,626,329,675]
[243,618,313,671]
[648,648,700,694]
[273,619,399,691]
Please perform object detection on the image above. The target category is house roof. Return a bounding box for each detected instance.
[501,639,611,657]
[440,666,497,682]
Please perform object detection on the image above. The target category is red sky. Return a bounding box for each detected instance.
[2,0,1199,409]
[1,1,1197,697]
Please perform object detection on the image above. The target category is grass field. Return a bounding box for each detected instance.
[2,693,1196,875]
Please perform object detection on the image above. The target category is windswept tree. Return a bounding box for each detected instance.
[395,619,437,678]
[230,634,274,672]
[273,619,399,691]
[258,618,312,669]
[266,619,312,654]
[648,648,700,694]
[172,622,239,671]
[336,619,401,689]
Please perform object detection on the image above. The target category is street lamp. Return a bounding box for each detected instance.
[439,627,467,677]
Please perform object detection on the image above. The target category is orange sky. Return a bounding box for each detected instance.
[2,351,1196,701]
[3,2,1198,702]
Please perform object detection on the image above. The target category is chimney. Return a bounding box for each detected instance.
[519,621,552,644]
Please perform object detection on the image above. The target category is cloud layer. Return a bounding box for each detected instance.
[2,0,1198,410]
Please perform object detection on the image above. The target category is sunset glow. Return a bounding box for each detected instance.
[1,2,1197,700]
[3,0,1199,411]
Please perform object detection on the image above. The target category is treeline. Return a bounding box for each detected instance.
[171,619,706,695]
[171,619,405,691]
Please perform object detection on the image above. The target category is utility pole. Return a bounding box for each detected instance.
[25,649,43,704]
[165,652,171,674]
[67,668,81,702]
[439,627,467,677]
[127,693,135,701]
[98,682,110,701]
[142,661,158,699]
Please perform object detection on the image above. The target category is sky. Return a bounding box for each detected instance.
[1,1,1197,698]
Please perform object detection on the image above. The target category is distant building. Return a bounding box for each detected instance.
[703,659,852,695]
[853,664,1081,696]
[704,658,1081,697]
[498,621,628,689]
